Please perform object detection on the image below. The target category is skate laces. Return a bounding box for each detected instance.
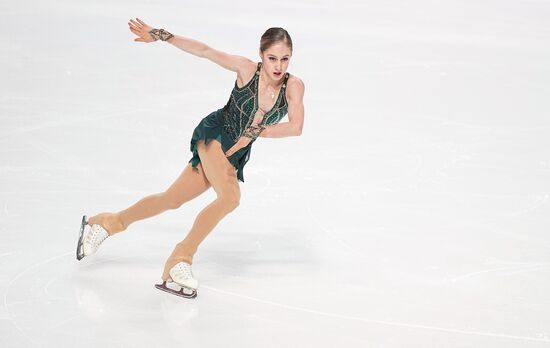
[86,224,109,248]
[173,262,194,280]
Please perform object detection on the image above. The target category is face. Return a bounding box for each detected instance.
[259,42,292,80]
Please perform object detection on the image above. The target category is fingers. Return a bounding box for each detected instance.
[128,24,147,42]
[130,28,142,38]
[136,18,147,26]
[129,18,149,31]
[129,19,142,29]
[128,18,150,43]
[128,21,140,35]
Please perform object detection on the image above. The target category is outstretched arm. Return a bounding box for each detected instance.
[128,18,251,73]
[170,35,251,73]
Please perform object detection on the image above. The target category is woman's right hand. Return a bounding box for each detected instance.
[128,18,156,43]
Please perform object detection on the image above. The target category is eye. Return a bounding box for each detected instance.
[269,57,276,61]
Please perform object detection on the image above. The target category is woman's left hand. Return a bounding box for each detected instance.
[225,137,252,157]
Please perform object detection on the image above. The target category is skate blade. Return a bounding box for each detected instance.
[154,281,197,299]
[76,215,88,261]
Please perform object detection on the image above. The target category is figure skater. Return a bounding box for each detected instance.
[76,18,305,298]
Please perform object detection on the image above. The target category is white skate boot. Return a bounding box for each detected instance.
[155,261,198,299]
[76,215,110,260]
[170,262,199,290]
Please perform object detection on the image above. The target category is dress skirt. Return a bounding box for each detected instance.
[188,108,252,182]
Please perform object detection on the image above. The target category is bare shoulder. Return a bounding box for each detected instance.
[234,56,257,74]
[235,58,259,88]
[285,74,305,133]
[286,74,305,101]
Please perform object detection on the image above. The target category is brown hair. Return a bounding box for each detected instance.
[260,27,293,53]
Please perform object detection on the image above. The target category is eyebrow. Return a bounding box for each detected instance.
[267,54,290,58]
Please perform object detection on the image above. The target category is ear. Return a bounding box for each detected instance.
[258,49,263,60]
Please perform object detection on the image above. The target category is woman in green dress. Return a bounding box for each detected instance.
[77,18,305,298]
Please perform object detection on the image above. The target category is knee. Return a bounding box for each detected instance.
[162,192,185,210]
[219,194,240,213]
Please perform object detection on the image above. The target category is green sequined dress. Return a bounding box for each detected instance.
[189,62,290,182]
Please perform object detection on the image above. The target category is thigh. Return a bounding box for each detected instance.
[164,161,211,205]
[197,139,240,201]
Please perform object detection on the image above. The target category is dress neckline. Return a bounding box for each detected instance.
[255,62,289,116]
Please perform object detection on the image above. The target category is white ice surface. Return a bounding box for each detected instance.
[1,0,550,347]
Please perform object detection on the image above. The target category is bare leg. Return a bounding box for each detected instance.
[88,162,211,235]
[161,139,240,281]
